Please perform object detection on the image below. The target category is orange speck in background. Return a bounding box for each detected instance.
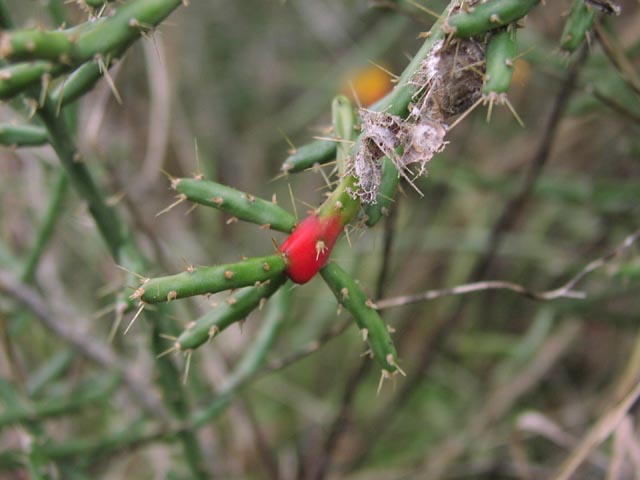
[512,59,531,88]
[342,64,394,107]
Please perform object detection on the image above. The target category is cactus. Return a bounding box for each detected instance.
[134,255,287,304]
[176,276,287,351]
[172,177,297,233]
[7,0,634,478]
[483,26,518,99]
[281,139,337,174]
[561,0,596,52]
[445,0,540,37]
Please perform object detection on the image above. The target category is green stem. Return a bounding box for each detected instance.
[0,374,120,427]
[137,254,287,304]
[321,262,399,372]
[0,0,182,64]
[281,139,337,174]
[21,170,68,282]
[38,98,126,261]
[177,275,287,351]
[173,177,297,233]
[0,123,49,146]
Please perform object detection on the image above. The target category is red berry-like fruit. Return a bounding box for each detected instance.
[279,214,342,284]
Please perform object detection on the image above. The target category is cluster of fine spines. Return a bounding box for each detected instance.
[280,139,337,174]
[172,177,296,233]
[483,25,517,104]
[132,254,286,304]
[320,262,400,374]
[176,276,287,351]
[445,0,540,37]
[560,0,596,53]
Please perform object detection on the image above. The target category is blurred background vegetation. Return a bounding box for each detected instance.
[1,0,639,478]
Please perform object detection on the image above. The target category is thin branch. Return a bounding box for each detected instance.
[0,269,169,421]
[594,21,640,97]
[375,229,639,309]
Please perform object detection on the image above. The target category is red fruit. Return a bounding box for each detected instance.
[279,214,342,284]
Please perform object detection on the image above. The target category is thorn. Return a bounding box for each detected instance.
[377,369,391,396]
[287,183,298,221]
[207,325,219,343]
[259,297,267,310]
[159,333,178,341]
[224,270,234,280]
[386,354,406,376]
[447,95,483,131]
[156,194,187,217]
[504,96,525,127]
[107,301,127,343]
[272,193,278,205]
[226,216,238,225]
[157,343,178,358]
[193,137,202,179]
[115,264,148,282]
[184,203,198,216]
[278,127,296,153]
[124,303,145,335]
[182,350,192,385]
[315,240,327,260]
[167,290,177,302]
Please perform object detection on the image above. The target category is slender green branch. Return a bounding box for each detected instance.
[0,123,49,146]
[177,275,287,351]
[321,262,399,373]
[0,0,183,99]
[173,177,297,233]
[136,254,287,304]
[0,374,120,427]
[281,139,337,174]
[0,0,182,64]
[21,170,68,282]
[445,0,540,37]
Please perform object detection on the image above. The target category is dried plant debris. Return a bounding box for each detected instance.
[410,38,485,123]
[586,0,621,15]
[352,37,485,203]
[352,110,405,203]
